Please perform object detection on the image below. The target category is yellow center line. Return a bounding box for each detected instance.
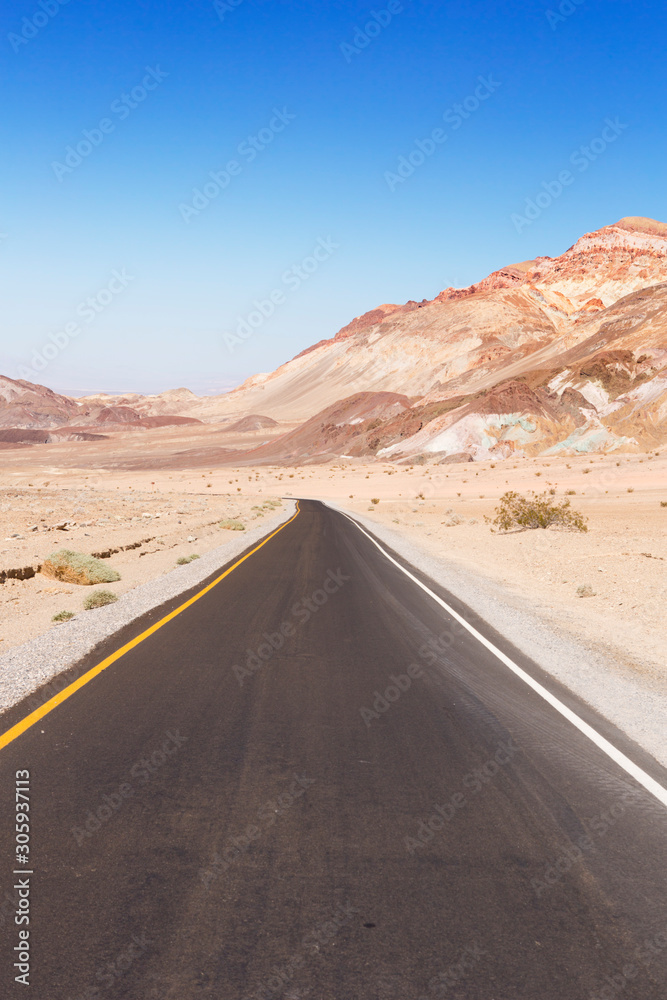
[0,501,301,753]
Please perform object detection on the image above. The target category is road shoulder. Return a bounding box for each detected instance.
[0,502,297,718]
[328,502,667,771]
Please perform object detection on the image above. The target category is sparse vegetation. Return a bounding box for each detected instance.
[576,584,595,598]
[565,489,576,495]
[83,590,119,610]
[43,549,121,586]
[371,498,380,505]
[52,610,75,623]
[442,514,463,527]
[177,554,200,565]
[219,519,245,531]
[661,501,667,508]
[487,491,588,533]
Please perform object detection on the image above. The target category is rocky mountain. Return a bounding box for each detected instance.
[2,217,666,464]
[0,376,203,437]
[201,217,667,462]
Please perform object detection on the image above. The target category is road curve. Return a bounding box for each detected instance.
[1,498,666,999]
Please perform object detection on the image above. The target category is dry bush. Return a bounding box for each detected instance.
[576,584,595,598]
[43,550,121,586]
[487,491,588,533]
[52,610,75,623]
[177,554,200,565]
[219,519,245,531]
[83,590,118,610]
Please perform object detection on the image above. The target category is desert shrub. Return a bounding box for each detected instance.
[661,501,667,508]
[43,550,121,586]
[177,554,200,565]
[52,610,75,623]
[219,519,245,531]
[627,488,634,493]
[442,514,463,527]
[565,489,576,495]
[371,498,380,504]
[83,590,118,610]
[576,584,595,598]
[487,491,588,532]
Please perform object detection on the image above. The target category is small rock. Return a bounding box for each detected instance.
[187,535,197,542]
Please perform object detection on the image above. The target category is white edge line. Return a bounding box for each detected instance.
[330,504,667,810]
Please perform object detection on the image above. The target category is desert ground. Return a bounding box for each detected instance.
[1,438,665,680]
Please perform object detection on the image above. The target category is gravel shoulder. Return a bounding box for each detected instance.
[328,502,667,771]
[0,502,296,717]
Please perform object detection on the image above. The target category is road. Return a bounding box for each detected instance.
[1,498,666,999]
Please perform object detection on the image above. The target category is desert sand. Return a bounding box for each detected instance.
[1,448,664,679]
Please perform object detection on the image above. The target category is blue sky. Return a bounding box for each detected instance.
[1,0,664,395]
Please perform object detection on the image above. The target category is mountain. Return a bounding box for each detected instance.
[0,376,203,435]
[2,217,666,464]
[199,216,667,462]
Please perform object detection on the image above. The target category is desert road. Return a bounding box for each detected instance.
[1,499,666,999]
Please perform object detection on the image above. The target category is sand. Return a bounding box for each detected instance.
[0,448,665,679]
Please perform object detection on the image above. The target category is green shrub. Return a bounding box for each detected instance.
[487,491,588,532]
[177,554,200,565]
[52,610,75,623]
[83,590,119,610]
[43,550,121,586]
[219,519,245,531]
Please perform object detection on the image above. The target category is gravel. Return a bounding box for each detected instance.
[0,503,296,716]
[329,503,667,770]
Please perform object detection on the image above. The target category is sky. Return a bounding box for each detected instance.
[1,0,665,395]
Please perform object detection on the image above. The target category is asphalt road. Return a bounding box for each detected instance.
[1,499,666,1000]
